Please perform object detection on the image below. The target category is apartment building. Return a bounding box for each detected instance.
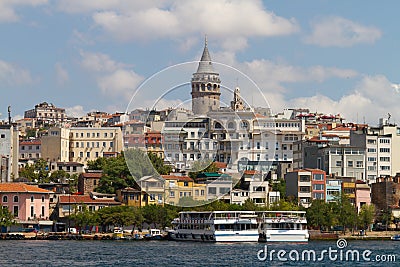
[24,102,66,125]
[0,124,19,182]
[350,120,400,184]
[19,139,41,161]
[285,169,327,207]
[69,127,122,165]
[163,175,206,205]
[41,126,123,166]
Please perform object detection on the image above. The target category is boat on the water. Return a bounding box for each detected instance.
[391,234,400,241]
[144,229,165,240]
[168,211,259,242]
[258,210,309,242]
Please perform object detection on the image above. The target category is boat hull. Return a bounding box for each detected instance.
[258,230,309,242]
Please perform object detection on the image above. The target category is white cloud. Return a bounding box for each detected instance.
[79,50,144,101]
[304,16,382,47]
[278,75,400,125]
[0,0,48,23]
[98,69,143,98]
[58,0,298,52]
[65,105,86,118]
[80,51,127,72]
[55,63,69,85]
[0,59,34,85]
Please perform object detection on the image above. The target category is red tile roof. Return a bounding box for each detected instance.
[213,161,227,169]
[58,195,120,205]
[81,172,102,178]
[0,183,52,193]
[20,140,41,145]
[161,175,193,182]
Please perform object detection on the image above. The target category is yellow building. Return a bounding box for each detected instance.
[137,175,165,206]
[41,126,123,165]
[162,175,206,206]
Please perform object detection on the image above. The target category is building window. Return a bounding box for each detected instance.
[313,184,324,190]
[208,187,217,195]
[299,175,310,182]
[2,196,8,202]
[356,161,363,168]
[87,152,90,158]
[336,161,342,167]
[170,191,175,197]
[184,182,189,186]
[13,196,18,202]
[348,161,353,167]
[313,174,324,181]
[41,206,45,217]
[13,206,18,217]
[30,196,34,202]
[30,206,34,218]
[41,196,45,202]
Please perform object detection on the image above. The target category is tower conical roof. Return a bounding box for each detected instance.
[196,36,216,73]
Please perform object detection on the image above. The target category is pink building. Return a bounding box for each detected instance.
[356,180,371,212]
[0,183,52,225]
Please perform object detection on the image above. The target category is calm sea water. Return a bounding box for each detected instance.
[0,240,398,266]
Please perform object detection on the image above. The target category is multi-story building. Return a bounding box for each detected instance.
[69,127,123,165]
[24,102,66,125]
[57,193,120,219]
[0,124,19,182]
[15,118,36,138]
[145,131,163,159]
[302,144,366,181]
[41,126,123,165]
[371,176,400,212]
[0,183,52,229]
[19,139,41,161]
[162,118,214,170]
[350,119,400,184]
[325,178,342,202]
[196,172,233,201]
[137,175,165,206]
[355,180,371,212]
[285,169,326,207]
[50,161,84,176]
[163,175,206,205]
[341,177,356,205]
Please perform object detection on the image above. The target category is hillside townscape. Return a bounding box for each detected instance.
[0,41,396,236]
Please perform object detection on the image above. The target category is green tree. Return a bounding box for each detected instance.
[147,152,172,175]
[269,198,299,211]
[358,204,375,231]
[18,159,50,182]
[69,205,98,233]
[0,207,15,232]
[332,193,357,233]
[88,154,137,194]
[271,179,286,198]
[49,170,69,183]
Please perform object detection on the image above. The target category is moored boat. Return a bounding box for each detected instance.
[168,211,259,242]
[391,234,400,240]
[257,211,309,242]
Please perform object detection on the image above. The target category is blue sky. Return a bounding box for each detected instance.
[1,0,399,125]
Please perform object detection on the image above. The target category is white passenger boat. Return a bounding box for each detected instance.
[257,211,309,242]
[168,211,259,242]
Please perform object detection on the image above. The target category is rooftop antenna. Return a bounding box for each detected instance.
[7,106,11,125]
